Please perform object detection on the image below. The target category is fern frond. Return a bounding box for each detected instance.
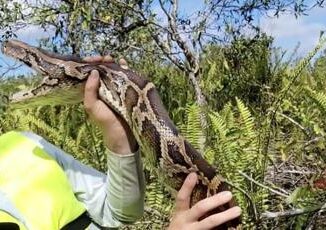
[146,178,172,214]
[292,37,326,80]
[220,102,235,130]
[180,104,205,152]
[204,147,215,165]
[305,87,326,115]
[277,37,326,107]
[208,111,238,175]
[236,98,255,138]
[209,111,227,139]
[235,98,259,167]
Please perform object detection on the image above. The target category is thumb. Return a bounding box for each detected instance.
[84,70,100,111]
[175,173,197,212]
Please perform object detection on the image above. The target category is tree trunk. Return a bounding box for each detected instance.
[188,71,207,153]
[188,71,206,107]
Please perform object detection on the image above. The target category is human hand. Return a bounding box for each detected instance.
[168,173,241,230]
[83,56,138,155]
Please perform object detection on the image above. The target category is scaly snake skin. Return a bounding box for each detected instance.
[2,40,240,230]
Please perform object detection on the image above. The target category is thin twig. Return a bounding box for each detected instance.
[305,202,326,230]
[238,170,289,198]
[282,170,314,175]
[276,112,308,135]
[304,136,325,148]
[265,181,290,195]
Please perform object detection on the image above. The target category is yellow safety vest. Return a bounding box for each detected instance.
[0,131,86,230]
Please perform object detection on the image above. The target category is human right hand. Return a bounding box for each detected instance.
[83,56,138,155]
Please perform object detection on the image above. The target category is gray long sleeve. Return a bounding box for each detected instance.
[21,131,145,229]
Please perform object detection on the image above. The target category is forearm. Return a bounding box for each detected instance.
[100,117,145,224]
[105,150,145,223]
[101,119,144,223]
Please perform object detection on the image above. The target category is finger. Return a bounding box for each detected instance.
[84,70,100,112]
[103,55,114,63]
[189,191,233,220]
[175,173,198,212]
[83,56,103,63]
[119,58,129,69]
[196,206,241,230]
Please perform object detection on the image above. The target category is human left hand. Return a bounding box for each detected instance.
[83,56,138,155]
[168,173,241,230]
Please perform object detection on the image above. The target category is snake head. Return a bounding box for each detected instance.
[2,40,27,61]
[2,40,45,74]
[2,39,87,80]
[1,40,90,108]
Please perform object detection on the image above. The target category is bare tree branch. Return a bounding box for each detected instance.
[159,0,199,72]
[0,57,23,78]
[150,32,185,71]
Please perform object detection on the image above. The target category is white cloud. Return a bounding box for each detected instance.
[261,14,324,38]
[260,7,326,54]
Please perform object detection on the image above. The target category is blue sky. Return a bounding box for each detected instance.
[1,0,326,76]
[260,5,326,56]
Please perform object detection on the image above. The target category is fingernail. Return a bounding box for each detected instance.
[90,70,98,78]
[233,206,242,215]
[103,55,113,62]
[188,173,197,182]
[219,191,232,199]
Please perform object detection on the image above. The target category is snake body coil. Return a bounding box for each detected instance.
[2,40,240,229]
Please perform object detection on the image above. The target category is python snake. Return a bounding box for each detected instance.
[2,40,240,229]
